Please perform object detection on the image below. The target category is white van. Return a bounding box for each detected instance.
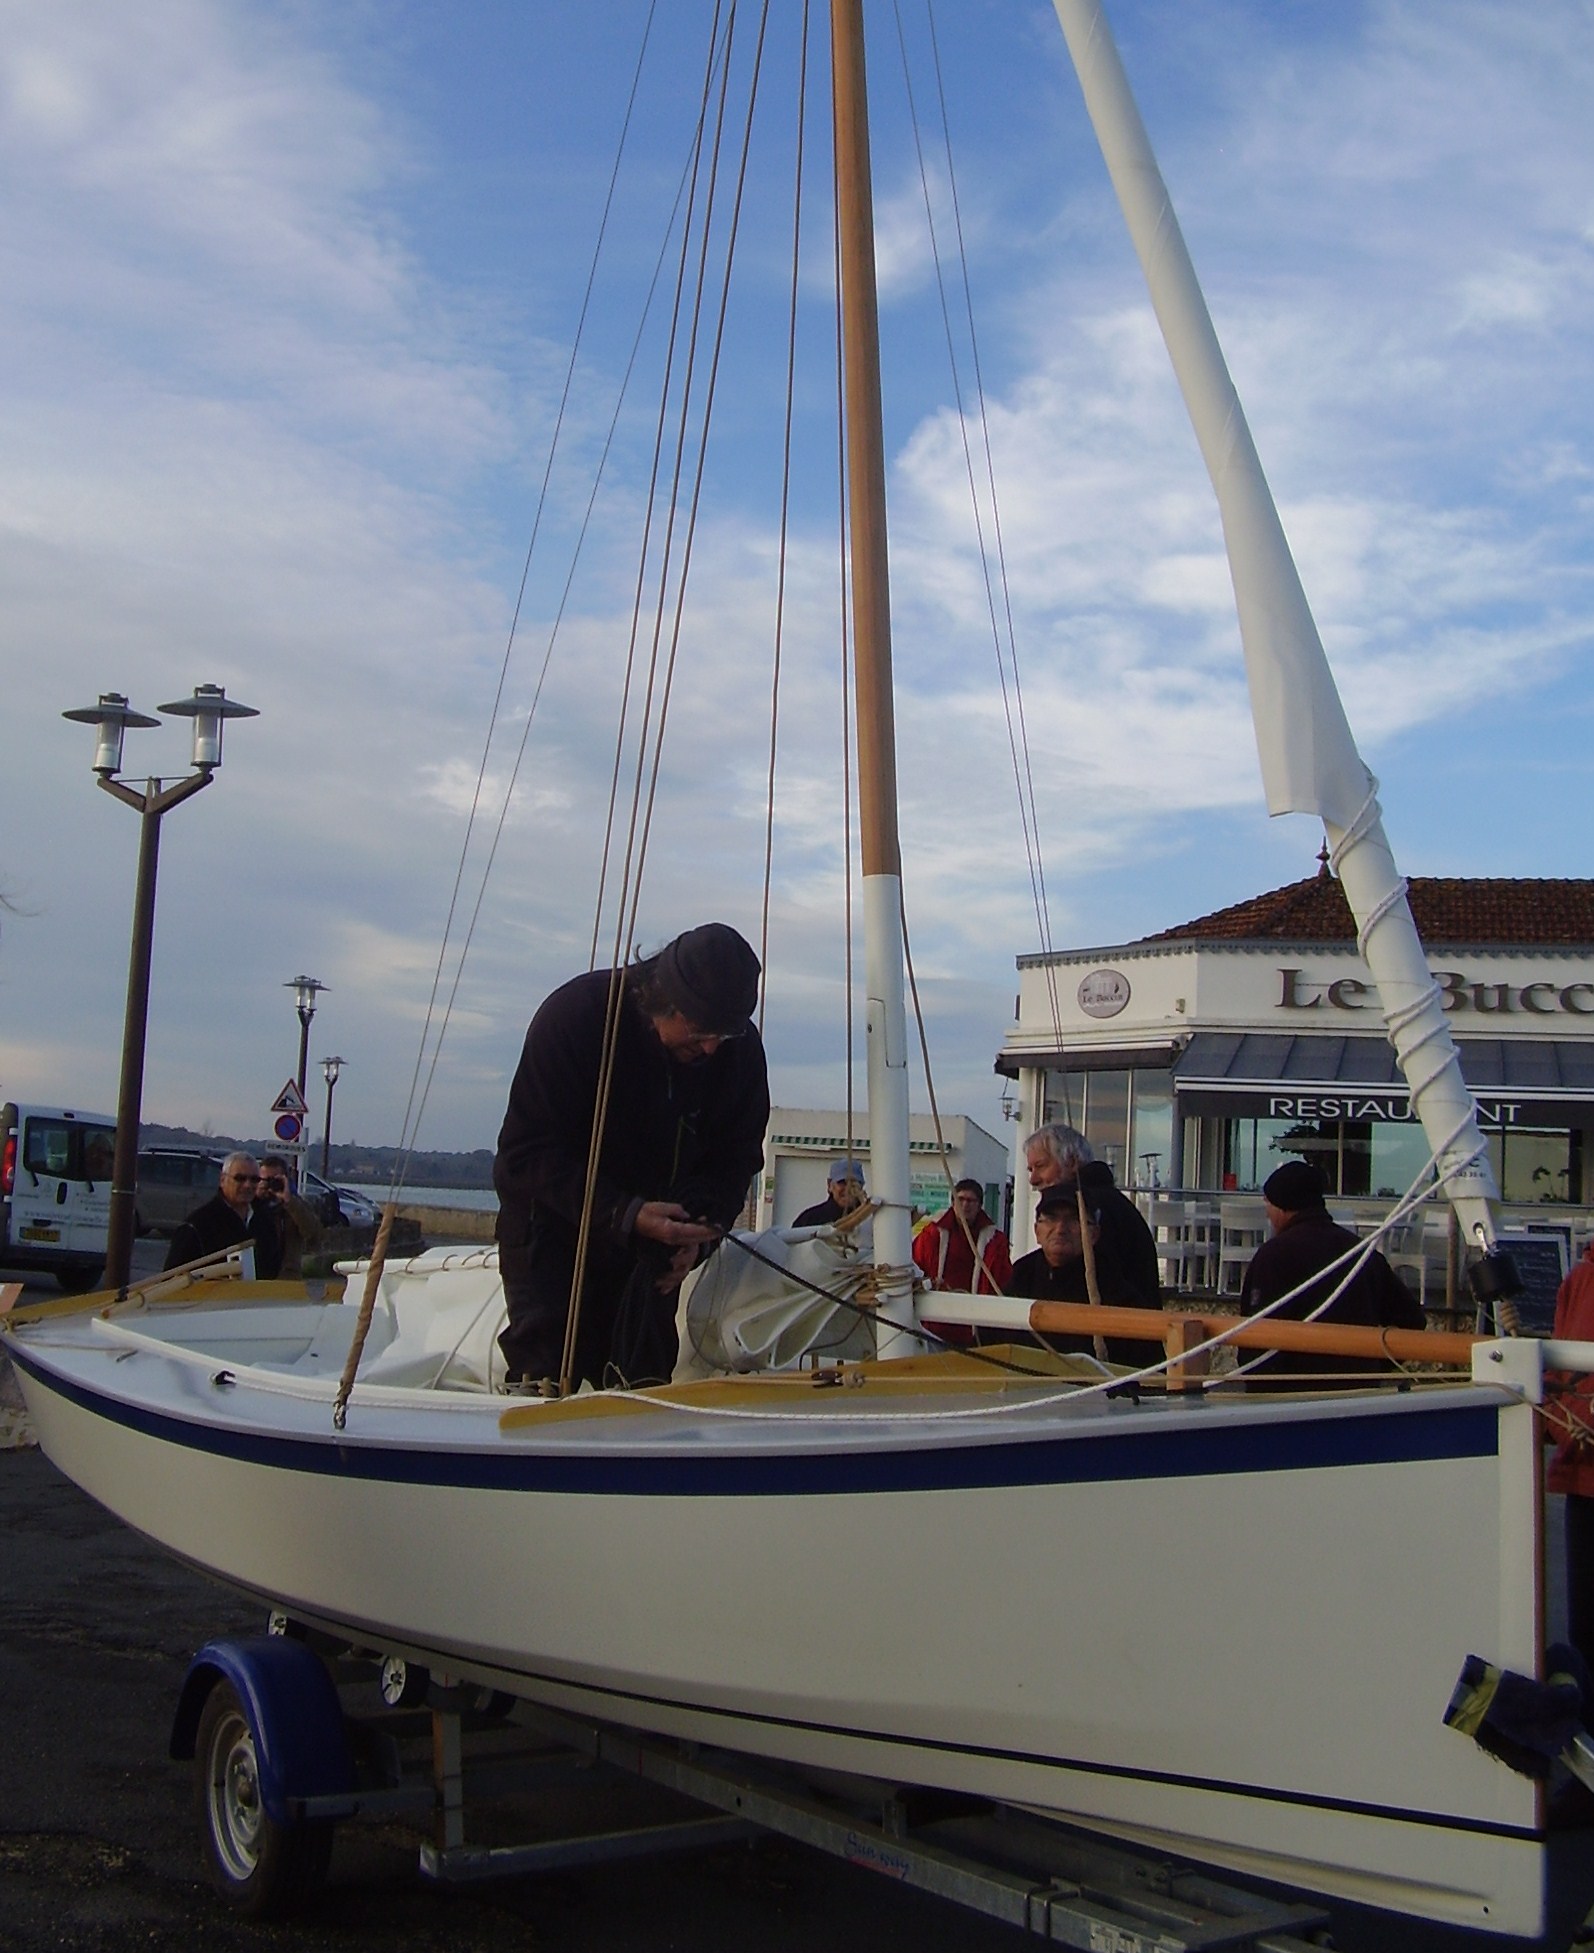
[1,1102,117,1291]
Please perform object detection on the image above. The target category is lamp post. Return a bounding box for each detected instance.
[285,975,328,1106]
[320,1055,344,1176]
[63,685,258,1293]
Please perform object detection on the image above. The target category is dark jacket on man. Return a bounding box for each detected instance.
[1077,1161,1162,1307]
[793,1195,852,1227]
[164,1195,283,1278]
[1240,1206,1425,1389]
[1004,1240,1158,1365]
[494,968,769,1387]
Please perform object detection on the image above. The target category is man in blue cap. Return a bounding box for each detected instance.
[793,1157,868,1228]
[493,923,769,1391]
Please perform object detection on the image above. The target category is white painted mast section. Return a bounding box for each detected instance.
[832,0,917,1352]
[1050,0,1500,1249]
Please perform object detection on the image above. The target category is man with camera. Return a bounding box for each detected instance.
[254,1154,326,1279]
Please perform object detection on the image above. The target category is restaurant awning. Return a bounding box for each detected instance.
[1172,1033,1594,1126]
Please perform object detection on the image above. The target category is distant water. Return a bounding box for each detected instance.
[344,1183,497,1213]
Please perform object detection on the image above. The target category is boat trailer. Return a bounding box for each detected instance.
[169,1626,1331,1951]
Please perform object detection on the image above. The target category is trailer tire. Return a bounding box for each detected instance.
[194,1680,333,1914]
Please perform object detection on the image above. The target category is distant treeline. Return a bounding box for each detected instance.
[141,1124,496,1190]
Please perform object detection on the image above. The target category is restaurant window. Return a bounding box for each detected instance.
[1489,1128,1578,1205]
[1082,1071,1130,1180]
[1127,1073,1173,1189]
[1221,1117,1372,1196]
[1368,1120,1438,1200]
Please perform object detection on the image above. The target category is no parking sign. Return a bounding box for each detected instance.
[269,1079,308,1151]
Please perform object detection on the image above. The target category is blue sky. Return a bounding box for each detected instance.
[1,0,1590,1158]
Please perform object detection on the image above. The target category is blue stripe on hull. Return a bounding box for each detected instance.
[13,1345,1499,1496]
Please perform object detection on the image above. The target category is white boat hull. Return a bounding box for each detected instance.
[6,1299,1551,1936]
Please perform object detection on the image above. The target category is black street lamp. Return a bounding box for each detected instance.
[285,975,328,1106]
[63,685,258,1293]
[320,1055,344,1176]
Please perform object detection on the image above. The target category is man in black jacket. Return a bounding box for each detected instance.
[792,1158,867,1228]
[164,1153,283,1277]
[493,923,769,1391]
[1006,1184,1161,1364]
[1239,1160,1425,1389]
[1023,1123,1162,1306]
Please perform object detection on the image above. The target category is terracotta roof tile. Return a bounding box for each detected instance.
[1139,875,1594,947]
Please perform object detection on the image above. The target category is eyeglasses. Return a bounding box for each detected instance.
[227,1172,260,1184]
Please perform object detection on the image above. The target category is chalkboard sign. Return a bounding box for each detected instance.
[1492,1229,1570,1336]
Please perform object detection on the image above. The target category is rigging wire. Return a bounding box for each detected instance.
[569,1,777,1387]
[565,0,741,1384]
[588,6,734,970]
[404,117,708,1214]
[922,2,1073,1123]
[890,0,1075,1140]
[621,4,775,957]
[757,0,812,1025]
[381,1,662,1206]
[830,81,860,1172]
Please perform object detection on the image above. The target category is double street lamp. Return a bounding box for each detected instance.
[63,685,258,1293]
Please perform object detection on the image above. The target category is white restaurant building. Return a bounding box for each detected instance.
[996,871,1594,1227]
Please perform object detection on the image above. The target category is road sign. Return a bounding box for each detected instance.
[274,1114,303,1143]
[271,1079,308,1117]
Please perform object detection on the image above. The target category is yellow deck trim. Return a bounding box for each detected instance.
[498,1347,1105,1430]
[1,1275,345,1329]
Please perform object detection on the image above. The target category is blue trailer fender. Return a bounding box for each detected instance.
[170,1635,354,1823]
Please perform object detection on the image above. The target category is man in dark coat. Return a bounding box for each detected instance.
[164,1153,284,1277]
[493,923,770,1391]
[1023,1123,1162,1306]
[1005,1184,1161,1364]
[1239,1160,1426,1390]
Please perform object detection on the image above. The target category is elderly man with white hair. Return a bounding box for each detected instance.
[1022,1122,1161,1306]
[163,1151,284,1276]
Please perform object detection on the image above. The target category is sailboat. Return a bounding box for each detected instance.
[6,1,1591,1940]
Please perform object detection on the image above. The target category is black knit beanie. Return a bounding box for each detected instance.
[1263,1160,1329,1212]
[654,923,760,1033]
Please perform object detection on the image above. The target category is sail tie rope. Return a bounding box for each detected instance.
[1326,781,1491,1249]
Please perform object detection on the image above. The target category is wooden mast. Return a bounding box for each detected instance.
[831,0,916,1347]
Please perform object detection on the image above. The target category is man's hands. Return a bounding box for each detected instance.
[633,1201,720,1293]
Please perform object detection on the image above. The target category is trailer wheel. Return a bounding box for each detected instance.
[378,1655,429,1708]
[194,1680,332,1914]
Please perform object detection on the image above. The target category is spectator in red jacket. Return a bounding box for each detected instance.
[914,1178,1011,1347]
[914,1178,1011,1296]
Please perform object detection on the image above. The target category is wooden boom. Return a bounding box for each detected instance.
[1025,1300,1480,1373]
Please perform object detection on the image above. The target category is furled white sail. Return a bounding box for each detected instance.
[1050,0,1501,1247]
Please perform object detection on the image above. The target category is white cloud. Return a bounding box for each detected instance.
[1,0,1591,1159]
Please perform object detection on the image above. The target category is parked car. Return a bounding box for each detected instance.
[136,1150,377,1236]
[134,1147,226,1237]
[301,1167,378,1229]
